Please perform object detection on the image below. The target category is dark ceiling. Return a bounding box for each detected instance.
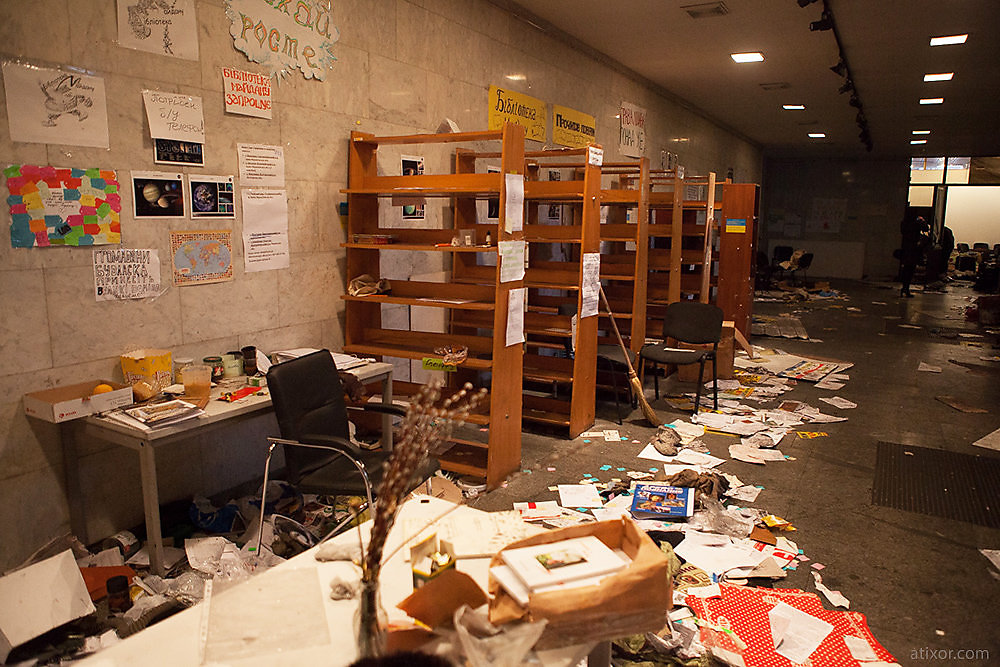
[505,0,1000,160]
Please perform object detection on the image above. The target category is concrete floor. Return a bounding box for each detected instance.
[470,279,1000,665]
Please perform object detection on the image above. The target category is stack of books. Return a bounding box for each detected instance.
[490,535,629,607]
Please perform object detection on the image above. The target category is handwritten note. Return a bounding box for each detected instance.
[222,68,272,119]
[503,173,524,233]
[499,240,526,283]
[506,287,526,347]
[142,90,205,143]
[581,252,601,317]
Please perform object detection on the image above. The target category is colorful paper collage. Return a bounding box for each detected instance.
[5,164,121,248]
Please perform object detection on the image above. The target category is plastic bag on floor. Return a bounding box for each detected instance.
[687,496,754,538]
[453,604,547,667]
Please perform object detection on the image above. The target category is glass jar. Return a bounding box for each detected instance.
[173,357,194,385]
[203,356,224,382]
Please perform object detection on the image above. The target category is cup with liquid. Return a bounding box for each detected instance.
[183,364,212,398]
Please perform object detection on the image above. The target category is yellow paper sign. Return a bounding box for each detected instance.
[552,104,596,148]
[488,85,546,142]
[796,431,828,439]
[422,357,457,372]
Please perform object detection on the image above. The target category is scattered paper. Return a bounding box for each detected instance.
[513,500,561,521]
[917,362,942,373]
[769,601,834,664]
[818,396,857,409]
[980,549,1000,574]
[973,428,1000,452]
[686,583,722,599]
[726,485,762,502]
[843,635,879,662]
[812,571,850,608]
[936,395,988,414]
[674,532,768,578]
[730,444,767,464]
[602,429,621,442]
[557,484,604,508]
[814,377,845,390]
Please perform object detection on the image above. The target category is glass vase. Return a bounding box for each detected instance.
[356,576,387,659]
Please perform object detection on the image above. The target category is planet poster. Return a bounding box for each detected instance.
[131,171,185,218]
[189,175,235,218]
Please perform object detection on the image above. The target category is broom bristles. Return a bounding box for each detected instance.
[628,370,659,426]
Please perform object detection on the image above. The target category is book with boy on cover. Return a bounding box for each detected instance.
[629,483,695,519]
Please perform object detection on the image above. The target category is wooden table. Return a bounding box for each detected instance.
[62,361,393,575]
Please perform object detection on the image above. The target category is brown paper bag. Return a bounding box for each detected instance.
[488,518,672,650]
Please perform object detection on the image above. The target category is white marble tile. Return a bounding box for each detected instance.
[396,1,450,75]
[277,251,342,327]
[0,408,62,481]
[334,0,397,60]
[178,266,280,342]
[0,269,52,374]
[0,0,72,64]
[276,43,370,117]
[276,106,348,181]
[244,321,323,354]
[368,54,428,128]
[0,466,70,571]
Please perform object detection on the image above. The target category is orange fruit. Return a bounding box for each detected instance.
[93,383,114,395]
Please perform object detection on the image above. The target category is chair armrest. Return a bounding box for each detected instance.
[298,433,364,458]
[346,402,407,418]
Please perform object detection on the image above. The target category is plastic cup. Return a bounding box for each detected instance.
[183,365,212,398]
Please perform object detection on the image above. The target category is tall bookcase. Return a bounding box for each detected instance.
[342,124,525,487]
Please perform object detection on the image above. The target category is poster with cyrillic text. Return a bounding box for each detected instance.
[142,90,205,143]
[222,68,272,119]
[238,143,285,187]
[93,248,161,301]
[241,188,289,272]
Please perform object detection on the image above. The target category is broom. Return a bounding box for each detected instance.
[599,286,660,426]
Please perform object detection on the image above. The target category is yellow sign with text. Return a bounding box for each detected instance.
[488,85,546,142]
[552,104,596,148]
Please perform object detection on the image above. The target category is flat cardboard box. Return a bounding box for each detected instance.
[24,380,133,423]
[0,550,96,662]
[677,320,735,381]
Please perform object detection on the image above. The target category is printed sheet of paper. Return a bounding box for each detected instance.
[768,601,833,664]
[93,248,160,301]
[499,240,526,283]
[241,189,289,272]
[2,62,109,148]
[189,175,235,218]
[117,0,199,61]
[238,143,285,187]
[557,484,604,509]
[503,173,524,233]
[142,90,205,144]
[506,287,526,347]
[581,252,601,317]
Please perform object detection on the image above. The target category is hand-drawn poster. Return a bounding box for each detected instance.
[241,188,289,272]
[132,171,185,218]
[142,90,205,144]
[189,175,235,218]
[401,155,425,220]
[237,143,284,187]
[2,62,110,149]
[225,0,339,81]
[5,164,121,248]
[222,68,272,119]
[170,230,233,285]
[94,248,161,301]
[117,0,200,61]
[619,101,646,158]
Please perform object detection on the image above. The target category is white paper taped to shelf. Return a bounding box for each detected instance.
[588,146,604,167]
[504,173,524,233]
[506,287,526,347]
[581,252,601,317]
[499,240,526,283]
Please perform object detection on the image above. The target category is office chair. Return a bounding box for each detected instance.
[755,251,773,292]
[256,350,435,554]
[559,303,635,424]
[956,243,970,253]
[790,252,813,286]
[639,301,723,415]
[771,245,794,280]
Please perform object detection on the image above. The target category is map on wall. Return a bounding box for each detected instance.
[5,164,121,248]
[225,0,339,81]
[170,230,234,285]
[117,0,200,61]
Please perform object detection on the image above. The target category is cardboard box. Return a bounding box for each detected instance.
[0,550,96,662]
[489,517,672,650]
[121,348,173,387]
[676,320,735,382]
[24,380,133,423]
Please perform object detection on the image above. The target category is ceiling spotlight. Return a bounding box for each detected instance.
[782,104,806,110]
[810,12,833,31]
[808,132,826,138]
[838,80,855,95]
[797,0,820,6]
[830,60,847,77]
[731,51,765,63]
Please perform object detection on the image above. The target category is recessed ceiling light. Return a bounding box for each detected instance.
[731,52,764,63]
[782,104,806,110]
[911,139,928,145]
[920,97,945,105]
[923,72,954,82]
[929,34,968,46]
[912,130,931,135]
[504,73,526,81]
[808,133,826,138]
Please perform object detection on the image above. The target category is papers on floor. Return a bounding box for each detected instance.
[730,444,785,464]
[917,362,942,373]
[399,508,544,559]
[973,428,1000,452]
[769,601,833,664]
[673,531,769,579]
[556,484,604,508]
[126,545,186,570]
[812,571,850,608]
[979,549,1000,575]
[818,396,857,410]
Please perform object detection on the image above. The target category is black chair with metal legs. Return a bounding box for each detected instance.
[639,301,723,415]
[255,350,436,556]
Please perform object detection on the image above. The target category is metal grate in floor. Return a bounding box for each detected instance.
[872,442,1000,528]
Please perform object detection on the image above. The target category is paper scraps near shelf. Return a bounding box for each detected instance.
[812,571,850,608]
[917,361,942,373]
[818,396,857,410]
[556,484,604,508]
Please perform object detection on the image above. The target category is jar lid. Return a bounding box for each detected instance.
[175,357,194,365]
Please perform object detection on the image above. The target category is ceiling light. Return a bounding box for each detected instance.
[923,72,954,82]
[782,104,805,110]
[504,73,526,81]
[920,97,945,105]
[809,13,833,31]
[830,60,847,77]
[911,139,927,145]
[731,52,764,63]
[682,2,729,19]
[808,133,826,138]
[929,34,968,46]
[912,130,930,135]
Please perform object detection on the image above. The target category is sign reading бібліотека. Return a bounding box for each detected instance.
[488,85,546,142]
[552,104,596,148]
[225,0,339,81]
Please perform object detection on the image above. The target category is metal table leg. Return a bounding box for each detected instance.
[380,373,393,451]
[138,442,165,576]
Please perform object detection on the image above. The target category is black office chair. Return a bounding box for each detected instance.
[771,245,794,280]
[956,243,970,253]
[790,252,813,286]
[639,302,723,414]
[755,251,773,292]
[559,303,635,424]
[256,350,434,553]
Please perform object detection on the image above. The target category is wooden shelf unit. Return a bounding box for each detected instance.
[716,182,760,338]
[342,125,525,488]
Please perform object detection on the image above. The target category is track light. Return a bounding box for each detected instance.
[809,12,833,31]
[830,60,847,77]
[838,80,854,95]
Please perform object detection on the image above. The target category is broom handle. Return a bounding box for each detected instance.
[599,287,639,377]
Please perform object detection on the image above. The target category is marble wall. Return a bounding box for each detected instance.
[0,0,761,570]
